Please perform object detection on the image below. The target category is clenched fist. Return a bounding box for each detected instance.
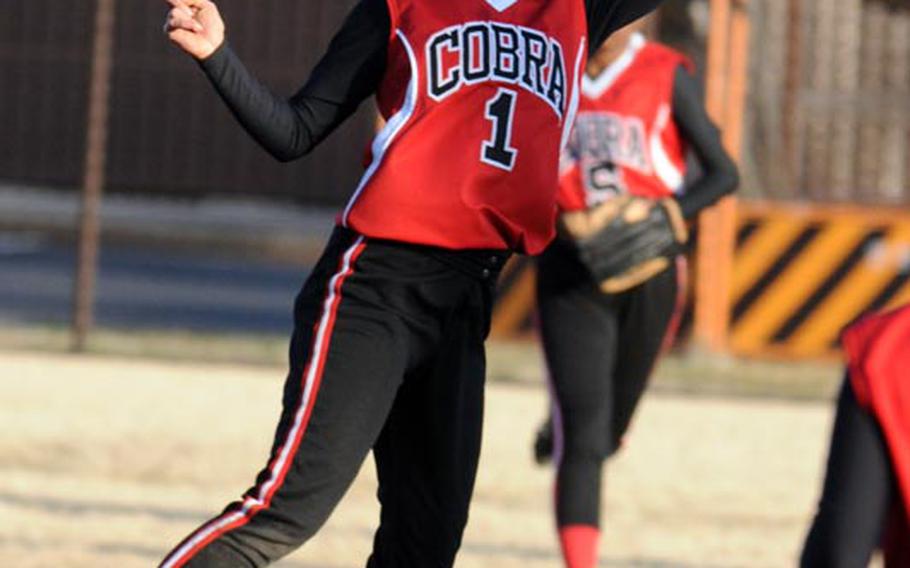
[163,0,225,60]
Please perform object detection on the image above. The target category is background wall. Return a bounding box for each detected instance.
[0,0,375,205]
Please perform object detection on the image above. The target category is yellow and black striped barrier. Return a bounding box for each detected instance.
[730,202,910,358]
[490,201,910,359]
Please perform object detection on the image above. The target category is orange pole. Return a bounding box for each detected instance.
[704,0,731,124]
[693,0,750,351]
[724,0,750,160]
[781,0,803,190]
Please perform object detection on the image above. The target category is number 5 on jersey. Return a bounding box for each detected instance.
[482,88,518,171]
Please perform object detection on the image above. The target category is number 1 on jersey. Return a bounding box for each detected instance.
[482,88,518,171]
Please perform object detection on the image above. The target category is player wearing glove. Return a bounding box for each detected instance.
[158,0,666,567]
[562,195,689,292]
[532,23,738,568]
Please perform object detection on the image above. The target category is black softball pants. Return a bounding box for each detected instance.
[537,239,681,528]
[801,378,902,568]
[160,227,507,568]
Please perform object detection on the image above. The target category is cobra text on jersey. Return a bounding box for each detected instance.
[426,21,567,118]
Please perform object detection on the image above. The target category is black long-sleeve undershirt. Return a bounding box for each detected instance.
[671,65,739,218]
[198,0,389,162]
[197,0,663,163]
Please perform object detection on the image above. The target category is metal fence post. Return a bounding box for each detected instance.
[72,0,116,352]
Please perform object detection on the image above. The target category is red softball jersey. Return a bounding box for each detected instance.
[558,33,693,212]
[341,0,588,254]
[842,303,910,559]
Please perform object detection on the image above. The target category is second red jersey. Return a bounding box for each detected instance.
[842,304,910,562]
[341,0,588,254]
[558,34,692,212]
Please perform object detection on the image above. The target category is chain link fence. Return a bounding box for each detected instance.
[747,0,910,205]
[0,0,373,206]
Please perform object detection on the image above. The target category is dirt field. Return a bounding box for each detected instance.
[0,348,835,567]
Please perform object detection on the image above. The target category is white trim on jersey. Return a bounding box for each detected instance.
[581,32,646,100]
[649,103,685,193]
[484,0,519,12]
[561,36,587,151]
[341,30,420,227]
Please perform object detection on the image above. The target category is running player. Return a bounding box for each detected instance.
[801,304,910,567]
[159,0,662,566]
[532,24,738,568]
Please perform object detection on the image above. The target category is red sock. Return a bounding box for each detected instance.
[558,524,599,568]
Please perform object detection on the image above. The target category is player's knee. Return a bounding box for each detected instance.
[800,518,873,568]
[562,434,612,464]
[204,517,316,567]
[178,539,258,568]
[368,523,464,568]
[800,545,859,568]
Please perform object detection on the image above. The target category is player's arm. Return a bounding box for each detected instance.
[584,0,664,53]
[164,0,389,162]
[670,66,740,218]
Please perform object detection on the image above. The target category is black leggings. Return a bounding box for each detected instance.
[536,239,680,528]
[160,228,505,568]
[801,378,899,567]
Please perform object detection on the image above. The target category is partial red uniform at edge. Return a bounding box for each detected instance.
[842,304,910,565]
